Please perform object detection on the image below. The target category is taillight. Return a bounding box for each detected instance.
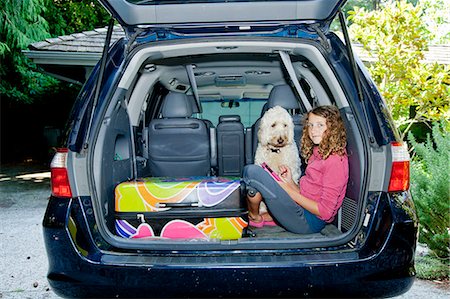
[388,142,410,192]
[50,148,72,198]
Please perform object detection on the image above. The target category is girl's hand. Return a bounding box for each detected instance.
[278,165,292,182]
[278,165,298,188]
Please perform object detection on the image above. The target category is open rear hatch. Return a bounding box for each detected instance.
[98,0,346,36]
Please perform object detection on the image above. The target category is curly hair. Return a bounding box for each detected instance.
[300,105,347,161]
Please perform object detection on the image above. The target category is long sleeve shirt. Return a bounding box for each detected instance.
[299,147,349,222]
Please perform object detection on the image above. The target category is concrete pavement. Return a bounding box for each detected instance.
[0,162,448,298]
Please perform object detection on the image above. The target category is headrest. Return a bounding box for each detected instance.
[219,115,241,123]
[161,92,193,118]
[267,85,300,109]
[187,95,200,114]
[260,102,269,117]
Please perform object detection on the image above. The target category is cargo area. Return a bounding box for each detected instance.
[90,38,366,247]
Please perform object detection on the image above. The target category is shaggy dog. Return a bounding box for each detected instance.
[254,105,301,184]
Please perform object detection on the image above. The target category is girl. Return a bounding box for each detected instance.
[244,105,349,234]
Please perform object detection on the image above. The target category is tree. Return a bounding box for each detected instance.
[408,122,449,258]
[348,0,450,139]
[345,0,383,12]
[43,0,109,36]
[420,0,450,44]
[0,0,110,104]
[0,0,58,103]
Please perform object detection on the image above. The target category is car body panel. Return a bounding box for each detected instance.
[45,1,418,297]
[66,38,126,153]
[99,0,345,34]
[43,191,417,298]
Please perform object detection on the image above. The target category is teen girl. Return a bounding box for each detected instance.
[244,105,349,234]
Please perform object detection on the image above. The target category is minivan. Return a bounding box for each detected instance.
[44,0,418,297]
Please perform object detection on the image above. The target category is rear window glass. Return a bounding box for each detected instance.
[199,99,265,127]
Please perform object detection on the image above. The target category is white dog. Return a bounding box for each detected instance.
[254,105,301,184]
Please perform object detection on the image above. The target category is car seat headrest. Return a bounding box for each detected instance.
[219,115,241,123]
[161,92,193,118]
[260,102,269,117]
[267,85,300,110]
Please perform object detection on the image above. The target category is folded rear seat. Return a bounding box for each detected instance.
[147,92,211,177]
[116,94,249,241]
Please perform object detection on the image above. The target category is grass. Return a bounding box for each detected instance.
[416,255,450,280]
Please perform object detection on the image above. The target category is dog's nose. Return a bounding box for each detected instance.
[277,138,284,144]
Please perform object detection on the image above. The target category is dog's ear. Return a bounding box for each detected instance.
[257,114,266,143]
[257,124,263,144]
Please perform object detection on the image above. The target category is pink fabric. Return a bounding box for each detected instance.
[299,147,349,222]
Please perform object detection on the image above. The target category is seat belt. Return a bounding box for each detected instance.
[141,100,149,160]
[210,127,217,168]
[185,64,202,113]
[279,51,313,111]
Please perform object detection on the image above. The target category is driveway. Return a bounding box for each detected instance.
[0,162,448,299]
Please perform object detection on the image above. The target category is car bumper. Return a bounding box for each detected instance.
[43,195,417,298]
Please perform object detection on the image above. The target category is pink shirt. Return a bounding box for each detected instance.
[299,147,349,222]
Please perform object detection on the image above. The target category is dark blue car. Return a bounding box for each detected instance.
[45,0,418,297]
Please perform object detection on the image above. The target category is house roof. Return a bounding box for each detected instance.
[23,25,450,83]
[24,26,125,67]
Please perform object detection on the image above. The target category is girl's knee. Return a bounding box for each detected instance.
[247,191,262,203]
[243,164,261,179]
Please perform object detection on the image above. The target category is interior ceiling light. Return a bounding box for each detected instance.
[194,71,216,77]
[245,70,270,75]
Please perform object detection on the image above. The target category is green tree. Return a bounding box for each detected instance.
[348,0,450,139]
[0,0,58,103]
[420,0,450,44]
[346,0,383,12]
[43,0,109,36]
[0,0,109,104]
[408,122,450,258]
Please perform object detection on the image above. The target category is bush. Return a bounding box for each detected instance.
[348,1,450,139]
[408,121,450,258]
[416,255,450,280]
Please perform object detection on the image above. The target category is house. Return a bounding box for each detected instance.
[23,26,450,85]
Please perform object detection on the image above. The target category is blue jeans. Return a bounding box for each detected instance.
[243,164,326,234]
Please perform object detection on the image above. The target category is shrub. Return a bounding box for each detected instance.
[416,255,450,280]
[348,1,450,139]
[408,121,450,258]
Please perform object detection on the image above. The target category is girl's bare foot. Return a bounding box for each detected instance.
[249,213,263,223]
[248,213,265,228]
[261,212,273,222]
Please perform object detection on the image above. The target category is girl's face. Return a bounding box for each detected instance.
[307,113,327,145]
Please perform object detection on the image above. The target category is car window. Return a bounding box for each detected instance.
[199,98,265,127]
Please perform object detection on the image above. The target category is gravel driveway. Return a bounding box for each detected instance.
[0,163,448,299]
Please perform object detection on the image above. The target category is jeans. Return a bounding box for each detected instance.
[243,164,325,234]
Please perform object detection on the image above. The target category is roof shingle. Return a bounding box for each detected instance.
[27,25,450,65]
